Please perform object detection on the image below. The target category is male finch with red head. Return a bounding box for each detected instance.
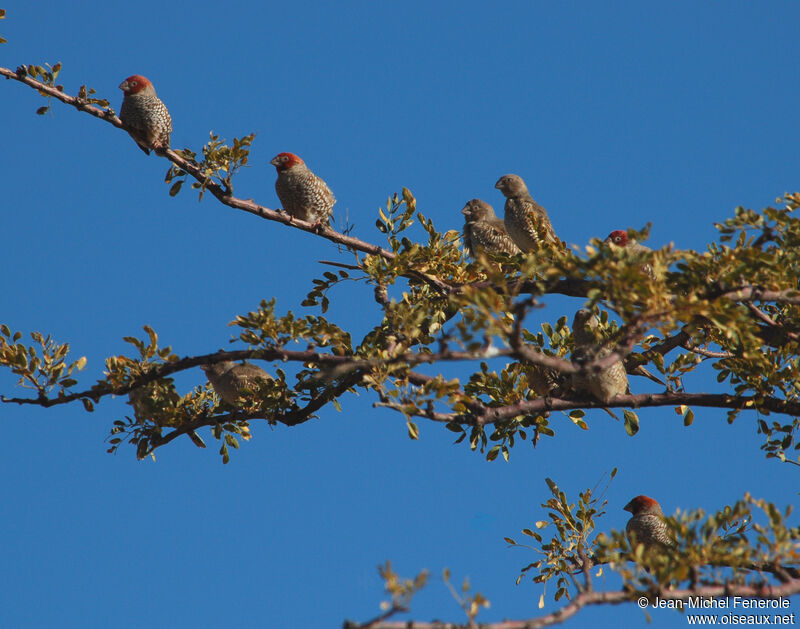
[118,75,172,155]
[605,229,656,280]
[270,152,335,227]
[624,495,673,550]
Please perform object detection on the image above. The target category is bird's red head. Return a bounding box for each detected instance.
[624,495,662,516]
[270,152,305,172]
[605,230,629,246]
[119,75,152,95]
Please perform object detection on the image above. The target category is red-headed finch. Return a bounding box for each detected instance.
[270,152,335,226]
[119,75,172,154]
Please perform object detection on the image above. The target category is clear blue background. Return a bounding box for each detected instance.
[1,2,799,627]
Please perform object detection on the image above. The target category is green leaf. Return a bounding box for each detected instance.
[623,409,639,436]
[188,431,207,449]
[568,409,588,429]
[569,415,589,430]
[407,421,419,440]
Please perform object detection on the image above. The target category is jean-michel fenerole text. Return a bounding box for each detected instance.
[651,597,792,610]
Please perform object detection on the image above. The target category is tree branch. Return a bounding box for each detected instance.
[399,391,800,425]
[0,65,453,295]
[344,579,800,629]
[0,345,513,407]
[6,65,800,315]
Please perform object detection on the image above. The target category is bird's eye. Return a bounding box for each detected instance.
[130,81,137,87]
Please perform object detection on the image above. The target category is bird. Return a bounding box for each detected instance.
[604,229,656,280]
[461,199,520,257]
[525,364,569,398]
[118,75,172,155]
[624,495,673,550]
[494,174,559,253]
[201,360,272,406]
[270,152,335,226]
[570,309,629,404]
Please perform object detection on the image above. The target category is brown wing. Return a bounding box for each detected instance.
[520,197,559,246]
[468,217,520,256]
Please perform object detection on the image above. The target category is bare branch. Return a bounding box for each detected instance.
[679,343,734,359]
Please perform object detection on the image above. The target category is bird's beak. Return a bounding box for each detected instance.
[494,180,502,189]
[623,501,634,513]
[461,206,470,216]
[118,80,129,92]
[269,157,280,167]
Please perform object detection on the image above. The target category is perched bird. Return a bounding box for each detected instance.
[525,364,569,399]
[118,75,172,155]
[570,309,629,404]
[201,360,272,406]
[270,152,335,226]
[624,495,673,550]
[461,199,520,257]
[495,174,559,253]
[604,229,656,280]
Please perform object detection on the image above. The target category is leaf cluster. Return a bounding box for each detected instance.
[0,324,85,397]
[165,132,255,198]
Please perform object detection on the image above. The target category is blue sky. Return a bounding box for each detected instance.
[1,2,799,627]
